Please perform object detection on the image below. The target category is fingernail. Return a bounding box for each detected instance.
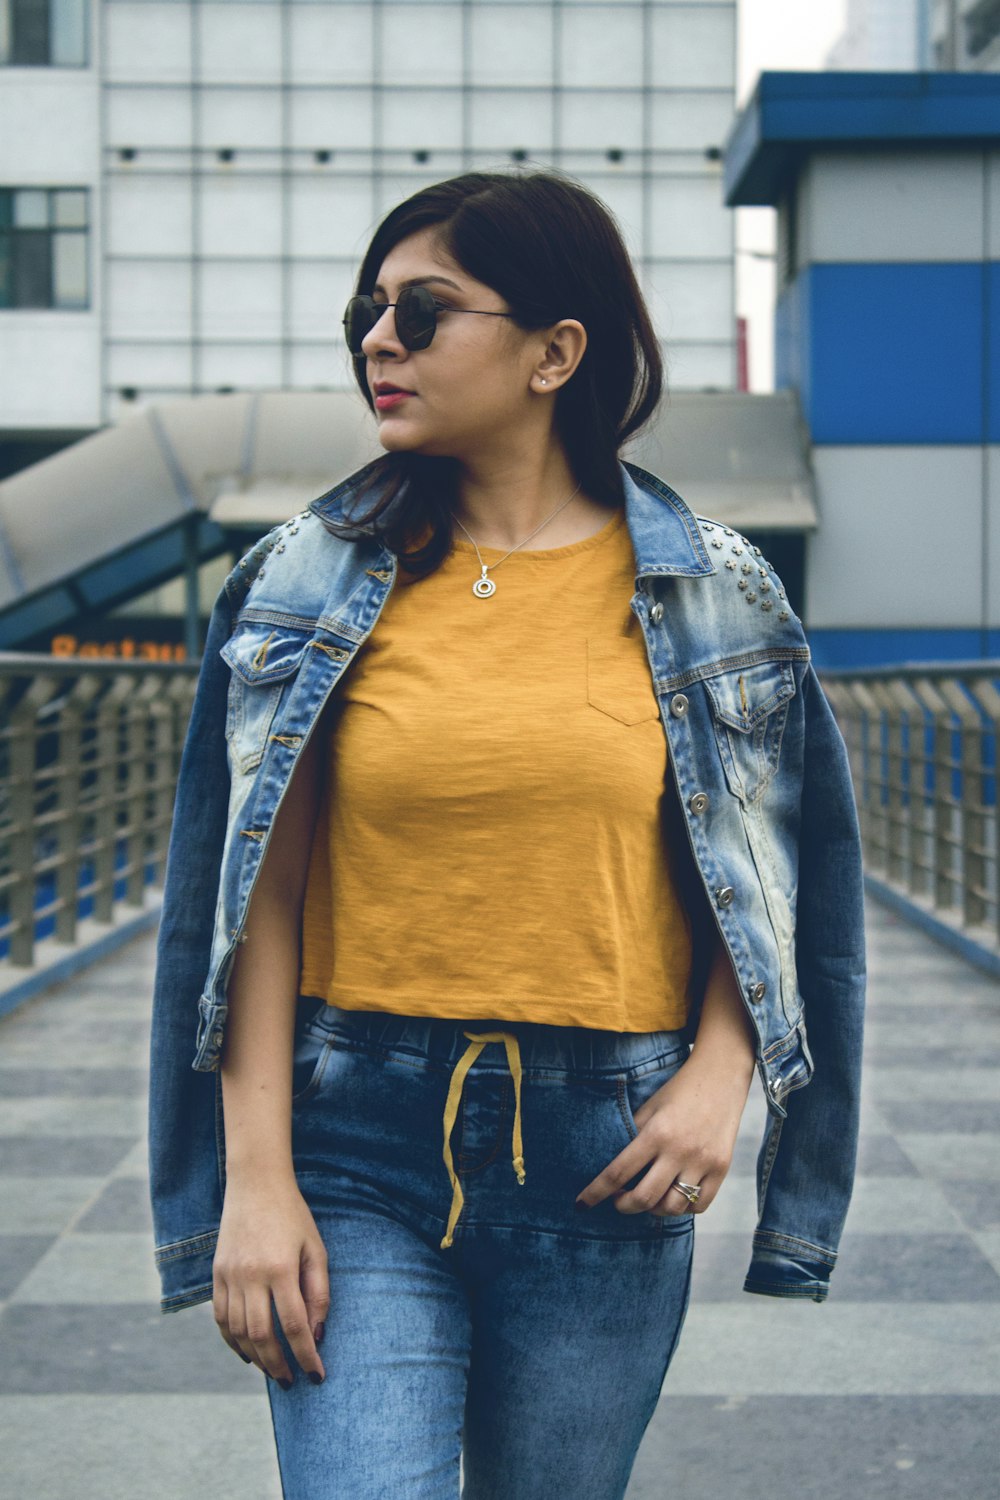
[278,1377,293,1391]
[313,1321,325,1345]
[309,1371,324,1385]
[574,1198,589,1212]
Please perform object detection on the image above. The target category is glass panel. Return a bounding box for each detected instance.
[14,190,48,228]
[290,88,373,151]
[651,91,736,154]
[53,188,87,227]
[560,90,643,151]
[650,175,734,259]
[197,2,282,85]
[13,229,52,307]
[470,5,551,87]
[469,89,552,153]
[290,2,372,85]
[290,176,373,258]
[12,0,49,65]
[199,177,283,258]
[650,6,735,90]
[380,4,463,87]
[50,0,87,66]
[560,4,643,88]
[53,229,87,306]
[381,87,462,150]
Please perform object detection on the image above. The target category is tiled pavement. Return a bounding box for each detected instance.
[0,899,998,1499]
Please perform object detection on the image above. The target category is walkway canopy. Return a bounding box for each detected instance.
[0,388,817,648]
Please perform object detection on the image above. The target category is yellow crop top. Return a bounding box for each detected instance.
[298,504,693,1033]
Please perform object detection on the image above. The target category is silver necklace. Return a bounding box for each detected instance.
[450,482,583,598]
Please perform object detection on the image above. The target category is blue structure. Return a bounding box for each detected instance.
[723,72,1000,667]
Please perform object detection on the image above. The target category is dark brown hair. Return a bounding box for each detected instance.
[329,167,666,578]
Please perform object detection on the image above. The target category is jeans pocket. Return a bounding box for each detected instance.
[291,999,335,1105]
[618,1044,689,1142]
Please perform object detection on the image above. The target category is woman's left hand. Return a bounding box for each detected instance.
[574,1048,755,1218]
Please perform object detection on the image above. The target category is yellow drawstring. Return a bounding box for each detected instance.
[440,1029,526,1249]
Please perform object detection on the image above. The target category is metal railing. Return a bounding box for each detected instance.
[0,652,198,968]
[820,661,1000,954]
[2,651,997,974]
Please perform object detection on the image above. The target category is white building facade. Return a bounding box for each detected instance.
[1,0,738,442]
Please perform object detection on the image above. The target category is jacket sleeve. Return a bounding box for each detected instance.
[147,579,235,1308]
[743,660,868,1301]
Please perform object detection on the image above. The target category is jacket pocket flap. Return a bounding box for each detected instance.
[220,622,315,685]
[704,660,795,733]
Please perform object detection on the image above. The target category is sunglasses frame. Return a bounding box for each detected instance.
[343,284,515,356]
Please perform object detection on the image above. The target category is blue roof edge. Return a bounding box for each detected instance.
[723,70,1000,208]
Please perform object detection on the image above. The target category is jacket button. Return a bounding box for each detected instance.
[649,601,664,624]
[670,694,689,717]
[750,981,766,1002]
[714,885,735,907]
[689,792,709,814]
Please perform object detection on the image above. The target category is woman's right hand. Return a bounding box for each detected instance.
[213,1173,329,1387]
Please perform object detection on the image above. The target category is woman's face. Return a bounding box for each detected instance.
[360,227,556,463]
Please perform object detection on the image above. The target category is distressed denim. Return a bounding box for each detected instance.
[265,999,694,1500]
[147,456,867,1313]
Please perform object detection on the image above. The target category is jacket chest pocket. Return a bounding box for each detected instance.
[220,621,315,774]
[703,659,795,803]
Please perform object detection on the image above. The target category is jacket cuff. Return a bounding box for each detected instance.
[743,1231,836,1303]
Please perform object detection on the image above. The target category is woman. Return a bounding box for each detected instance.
[148,169,867,1499]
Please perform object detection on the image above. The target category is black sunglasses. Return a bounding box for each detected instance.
[342,285,514,356]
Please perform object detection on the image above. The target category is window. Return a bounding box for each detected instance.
[1,0,87,67]
[0,188,89,309]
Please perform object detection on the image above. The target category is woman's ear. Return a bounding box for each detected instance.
[536,318,590,393]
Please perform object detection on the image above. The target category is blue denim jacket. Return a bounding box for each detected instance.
[148,457,866,1312]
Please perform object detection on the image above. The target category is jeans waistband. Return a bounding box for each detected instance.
[300,998,688,1079]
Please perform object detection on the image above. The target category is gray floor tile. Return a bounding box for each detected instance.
[945,1180,1000,1232]
[863,1068,1000,1102]
[10,1233,161,1304]
[864,1045,1000,1069]
[896,1133,1000,1181]
[0,1068,148,1098]
[76,1178,153,1234]
[665,1303,1000,1394]
[0,1177,106,1233]
[0,1136,138,1176]
[0,1301,268,1395]
[0,1096,146,1137]
[877,1099,1000,1133]
[628,1396,1000,1500]
[0,1395,282,1500]
[692,1232,1000,1302]
[0,1236,56,1299]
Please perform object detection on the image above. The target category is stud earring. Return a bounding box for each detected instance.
[540,378,548,385]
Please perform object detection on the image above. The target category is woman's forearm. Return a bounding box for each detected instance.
[218,728,322,1183]
[220,888,302,1181]
[689,925,758,1082]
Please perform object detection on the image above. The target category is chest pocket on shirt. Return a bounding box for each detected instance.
[703,659,795,803]
[220,621,315,774]
[586,637,660,726]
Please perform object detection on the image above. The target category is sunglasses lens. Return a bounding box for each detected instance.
[395,286,436,350]
[343,296,373,355]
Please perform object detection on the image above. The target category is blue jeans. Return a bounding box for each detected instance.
[265,997,695,1499]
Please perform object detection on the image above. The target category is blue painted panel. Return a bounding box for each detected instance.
[806,627,1000,669]
[789,264,983,443]
[725,70,1000,206]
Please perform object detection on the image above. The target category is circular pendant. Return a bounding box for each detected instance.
[473,576,496,598]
